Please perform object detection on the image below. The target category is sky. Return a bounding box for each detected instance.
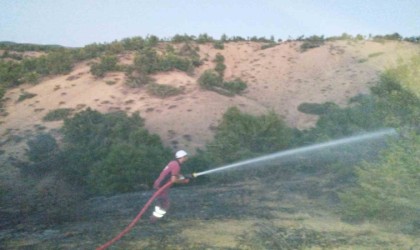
[1,0,419,48]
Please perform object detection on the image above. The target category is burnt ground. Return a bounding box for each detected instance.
[1,171,419,250]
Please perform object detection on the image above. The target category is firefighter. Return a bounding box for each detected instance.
[150,150,190,223]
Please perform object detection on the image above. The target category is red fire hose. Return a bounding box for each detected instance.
[96,181,173,250]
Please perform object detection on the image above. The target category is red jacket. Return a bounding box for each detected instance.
[153,160,181,189]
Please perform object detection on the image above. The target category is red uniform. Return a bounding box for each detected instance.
[152,160,181,219]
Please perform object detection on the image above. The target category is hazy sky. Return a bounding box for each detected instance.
[1,0,419,47]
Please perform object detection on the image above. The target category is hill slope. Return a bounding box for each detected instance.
[1,40,418,158]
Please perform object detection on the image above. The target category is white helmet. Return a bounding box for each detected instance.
[175,150,188,159]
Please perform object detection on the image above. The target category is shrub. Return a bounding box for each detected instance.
[303,74,420,140]
[339,134,420,223]
[196,33,214,44]
[214,62,226,77]
[133,48,195,75]
[0,61,23,87]
[382,55,420,97]
[44,49,74,74]
[198,70,248,96]
[34,174,85,224]
[205,107,293,169]
[147,83,182,98]
[17,91,37,102]
[300,35,325,52]
[90,55,119,77]
[222,78,247,94]
[213,41,224,49]
[160,53,194,73]
[23,71,40,84]
[261,43,277,50]
[43,108,74,121]
[59,109,171,194]
[126,73,154,88]
[198,69,223,90]
[134,48,160,74]
[298,102,339,115]
[20,133,61,177]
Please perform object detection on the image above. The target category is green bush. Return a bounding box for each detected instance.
[43,108,74,121]
[44,49,74,74]
[59,109,171,194]
[198,69,223,90]
[160,53,194,73]
[300,35,325,52]
[125,72,154,88]
[90,55,119,77]
[214,63,226,77]
[303,74,420,141]
[133,48,160,74]
[339,134,420,223]
[198,70,248,96]
[0,61,23,87]
[147,83,182,98]
[298,102,339,115]
[196,33,214,44]
[205,107,293,169]
[23,71,40,84]
[22,133,60,176]
[261,43,278,50]
[213,41,224,49]
[133,48,195,75]
[222,78,247,94]
[17,91,37,102]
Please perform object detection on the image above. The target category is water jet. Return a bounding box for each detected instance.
[193,128,397,177]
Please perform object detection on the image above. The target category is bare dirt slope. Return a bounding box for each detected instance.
[1,40,418,159]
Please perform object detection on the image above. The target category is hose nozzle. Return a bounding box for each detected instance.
[185,173,197,179]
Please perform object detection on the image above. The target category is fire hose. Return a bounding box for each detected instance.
[96,180,174,250]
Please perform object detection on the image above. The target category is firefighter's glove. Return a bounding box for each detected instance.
[178,175,190,184]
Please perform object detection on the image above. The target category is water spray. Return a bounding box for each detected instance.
[192,128,397,177]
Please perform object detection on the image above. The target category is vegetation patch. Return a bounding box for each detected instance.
[42,108,74,121]
[238,223,349,249]
[147,83,183,98]
[17,91,37,102]
[198,70,247,96]
[300,35,325,52]
[297,102,339,115]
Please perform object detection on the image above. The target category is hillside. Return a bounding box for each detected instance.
[1,40,418,160]
[1,39,420,249]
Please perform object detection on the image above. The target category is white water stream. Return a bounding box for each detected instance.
[194,128,397,177]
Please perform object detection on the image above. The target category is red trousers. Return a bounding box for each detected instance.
[156,189,170,211]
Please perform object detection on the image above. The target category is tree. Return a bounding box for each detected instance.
[22,133,61,177]
[340,134,420,223]
[206,107,293,166]
[60,109,171,194]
